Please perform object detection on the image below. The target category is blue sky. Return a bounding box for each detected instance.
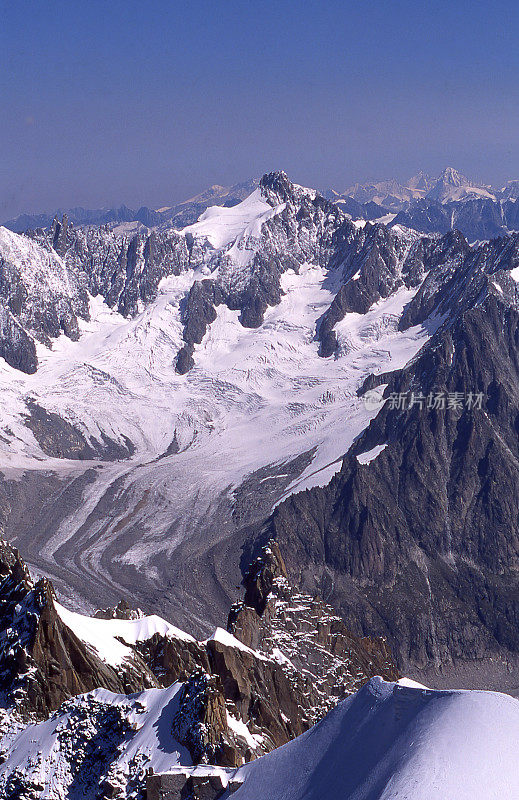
[1,0,518,217]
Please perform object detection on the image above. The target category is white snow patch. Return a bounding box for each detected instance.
[226,713,263,749]
[375,212,397,225]
[205,627,266,660]
[181,189,284,252]
[356,443,388,464]
[55,602,194,666]
[397,677,430,689]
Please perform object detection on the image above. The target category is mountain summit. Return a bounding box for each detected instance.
[425,166,495,203]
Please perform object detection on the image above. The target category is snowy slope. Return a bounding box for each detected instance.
[0,683,191,799]
[4,676,518,800]
[0,215,436,623]
[226,677,519,800]
[181,188,284,252]
[0,226,73,298]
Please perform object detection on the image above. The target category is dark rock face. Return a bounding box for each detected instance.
[391,199,452,235]
[176,280,225,372]
[147,771,233,800]
[94,598,144,620]
[31,221,191,318]
[399,232,519,332]
[135,634,211,685]
[0,307,37,373]
[24,400,135,461]
[29,587,154,713]
[175,344,195,374]
[172,672,236,766]
[317,223,426,356]
[265,293,519,687]
[317,225,519,360]
[140,538,397,766]
[228,543,399,727]
[182,281,223,345]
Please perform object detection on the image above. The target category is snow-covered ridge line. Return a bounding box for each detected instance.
[0,683,191,798]
[180,188,286,255]
[54,602,196,665]
[146,677,519,800]
[54,601,261,670]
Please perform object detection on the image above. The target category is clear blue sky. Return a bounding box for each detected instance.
[2,0,518,217]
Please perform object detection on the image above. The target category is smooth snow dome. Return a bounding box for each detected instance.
[229,678,519,800]
[181,188,282,250]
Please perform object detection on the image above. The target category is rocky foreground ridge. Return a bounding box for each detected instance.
[0,540,396,798]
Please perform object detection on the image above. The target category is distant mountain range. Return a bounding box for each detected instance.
[329,166,515,210]
[6,168,519,244]
[2,179,259,233]
[325,167,519,240]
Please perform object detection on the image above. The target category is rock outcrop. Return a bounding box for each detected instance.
[229,543,398,724]
[0,542,157,719]
[0,540,399,770]
[0,225,89,372]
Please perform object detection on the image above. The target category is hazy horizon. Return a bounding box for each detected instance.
[3,164,518,222]
[3,0,519,218]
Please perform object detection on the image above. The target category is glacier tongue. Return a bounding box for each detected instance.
[3,173,504,629]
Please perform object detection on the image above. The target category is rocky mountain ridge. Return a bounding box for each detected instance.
[336,167,496,210]
[2,170,519,695]
[0,540,397,798]
[331,167,519,240]
[264,287,519,688]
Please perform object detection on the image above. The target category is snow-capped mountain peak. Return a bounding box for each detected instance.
[406,170,432,193]
[426,166,496,203]
[180,187,284,251]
